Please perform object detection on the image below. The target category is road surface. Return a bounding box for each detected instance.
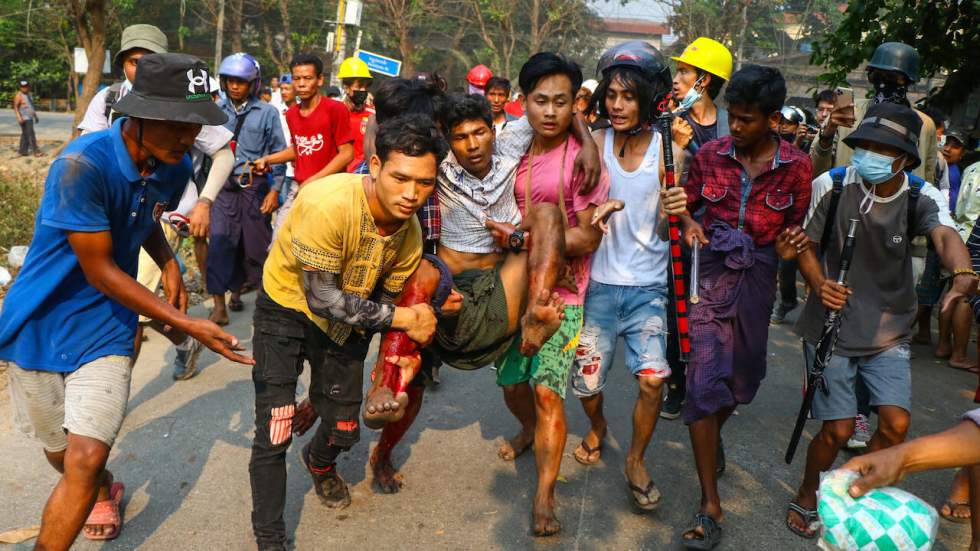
[0,296,974,550]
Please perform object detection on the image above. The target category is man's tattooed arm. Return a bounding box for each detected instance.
[302,270,395,330]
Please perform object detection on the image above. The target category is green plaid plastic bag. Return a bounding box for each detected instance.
[817,469,938,551]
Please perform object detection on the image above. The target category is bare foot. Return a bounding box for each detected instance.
[531,496,561,537]
[498,429,534,461]
[942,500,972,522]
[209,307,229,326]
[935,342,953,359]
[949,357,977,372]
[363,385,409,430]
[370,448,404,494]
[520,290,564,357]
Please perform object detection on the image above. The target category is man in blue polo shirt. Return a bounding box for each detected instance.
[0,53,253,549]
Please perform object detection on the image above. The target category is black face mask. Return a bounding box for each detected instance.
[779,131,797,143]
[350,90,369,109]
[870,71,909,106]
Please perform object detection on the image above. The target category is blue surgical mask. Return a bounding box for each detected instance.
[674,76,705,113]
[852,147,904,214]
[852,147,902,185]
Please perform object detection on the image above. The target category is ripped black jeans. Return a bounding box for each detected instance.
[249,292,369,547]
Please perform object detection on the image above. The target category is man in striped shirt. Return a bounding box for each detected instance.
[362,92,602,499]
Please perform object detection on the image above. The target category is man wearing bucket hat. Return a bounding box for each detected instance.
[785,102,975,539]
[206,52,288,326]
[0,53,253,549]
[79,24,236,240]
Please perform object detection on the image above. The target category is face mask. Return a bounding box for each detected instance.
[872,80,909,106]
[675,75,705,113]
[853,147,904,213]
[468,84,485,96]
[350,90,369,108]
[779,131,797,143]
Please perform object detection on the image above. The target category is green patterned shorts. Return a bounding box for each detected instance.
[495,306,583,398]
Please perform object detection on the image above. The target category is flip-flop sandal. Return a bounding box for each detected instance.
[941,499,972,524]
[573,437,603,466]
[786,501,820,539]
[83,482,125,541]
[681,512,723,550]
[228,298,245,312]
[626,478,661,513]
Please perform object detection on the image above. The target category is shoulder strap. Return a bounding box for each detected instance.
[819,167,847,257]
[104,82,124,122]
[907,173,925,238]
[232,107,252,143]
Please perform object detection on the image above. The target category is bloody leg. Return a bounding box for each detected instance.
[363,260,441,429]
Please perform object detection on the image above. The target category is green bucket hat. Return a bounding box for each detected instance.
[113,24,168,68]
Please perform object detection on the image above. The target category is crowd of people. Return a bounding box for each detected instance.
[2,20,980,551]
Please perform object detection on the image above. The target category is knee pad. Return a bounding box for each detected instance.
[268,403,296,446]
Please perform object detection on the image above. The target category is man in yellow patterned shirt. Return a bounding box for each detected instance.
[248,114,445,551]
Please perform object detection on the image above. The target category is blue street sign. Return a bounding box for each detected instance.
[355,50,402,78]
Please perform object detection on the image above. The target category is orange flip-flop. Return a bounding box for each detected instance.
[83,482,125,541]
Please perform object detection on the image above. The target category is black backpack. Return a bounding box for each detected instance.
[103,82,125,125]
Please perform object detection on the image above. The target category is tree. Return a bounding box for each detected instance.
[67,0,107,134]
[371,0,444,77]
[810,0,979,101]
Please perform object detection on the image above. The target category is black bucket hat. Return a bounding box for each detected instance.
[112,53,228,126]
[843,102,921,169]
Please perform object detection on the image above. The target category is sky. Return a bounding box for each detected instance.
[589,0,672,22]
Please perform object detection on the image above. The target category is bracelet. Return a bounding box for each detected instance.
[952,268,979,279]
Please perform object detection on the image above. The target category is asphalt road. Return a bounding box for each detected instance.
[0,110,75,141]
[0,296,975,550]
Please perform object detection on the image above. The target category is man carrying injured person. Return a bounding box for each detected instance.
[248,113,449,551]
[360,82,605,496]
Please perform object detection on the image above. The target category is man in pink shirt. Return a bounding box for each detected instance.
[494,52,608,537]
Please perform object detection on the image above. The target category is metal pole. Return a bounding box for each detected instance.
[332,0,346,86]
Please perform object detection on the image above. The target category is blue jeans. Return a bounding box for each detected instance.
[572,281,671,397]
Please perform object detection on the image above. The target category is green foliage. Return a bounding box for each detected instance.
[811,0,980,88]
[0,176,43,252]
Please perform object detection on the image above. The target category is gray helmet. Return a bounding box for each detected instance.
[867,42,919,83]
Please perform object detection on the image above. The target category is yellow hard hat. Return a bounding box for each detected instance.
[671,37,733,81]
[338,57,372,80]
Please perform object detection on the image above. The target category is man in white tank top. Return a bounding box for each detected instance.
[569,43,690,514]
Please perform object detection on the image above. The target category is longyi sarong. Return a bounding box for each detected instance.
[683,222,778,424]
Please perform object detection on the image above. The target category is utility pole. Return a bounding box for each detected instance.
[332,0,346,86]
[214,0,225,70]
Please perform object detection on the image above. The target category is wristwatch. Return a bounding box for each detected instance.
[508,229,527,253]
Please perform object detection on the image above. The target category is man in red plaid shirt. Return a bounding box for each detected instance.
[676,65,812,550]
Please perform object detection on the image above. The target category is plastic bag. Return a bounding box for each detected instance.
[7,245,28,269]
[818,469,937,551]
